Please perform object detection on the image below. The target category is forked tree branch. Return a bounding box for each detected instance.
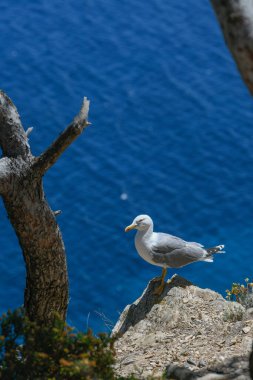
[33,97,90,175]
[0,91,91,323]
[210,0,253,95]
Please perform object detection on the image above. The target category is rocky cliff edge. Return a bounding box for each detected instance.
[113,275,253,379]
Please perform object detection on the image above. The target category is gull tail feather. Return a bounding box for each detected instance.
[205,245,225,256]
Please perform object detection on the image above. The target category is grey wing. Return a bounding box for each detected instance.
[151,233,186,265]
[152,233,186,253]
[151,234,206,268]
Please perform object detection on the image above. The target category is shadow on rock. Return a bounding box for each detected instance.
[112,274,192,337]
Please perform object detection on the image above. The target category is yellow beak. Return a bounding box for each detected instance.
[125,224,137,232]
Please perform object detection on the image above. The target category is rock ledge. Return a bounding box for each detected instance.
[113,275,252,379]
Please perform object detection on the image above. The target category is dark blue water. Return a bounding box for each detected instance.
[0,0,253,332]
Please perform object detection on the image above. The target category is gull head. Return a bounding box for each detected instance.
[125,214,153,232]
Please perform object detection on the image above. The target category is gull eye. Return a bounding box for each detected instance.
[138,218,144,223]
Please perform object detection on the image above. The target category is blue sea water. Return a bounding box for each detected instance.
[0,0,253,332]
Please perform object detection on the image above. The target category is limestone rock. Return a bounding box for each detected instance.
[112,274,193,337]
[113,275,252,379]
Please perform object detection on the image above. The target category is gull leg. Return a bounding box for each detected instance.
[154,267,167,295]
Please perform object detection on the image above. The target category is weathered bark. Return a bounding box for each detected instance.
[210,0,253,95]
[0,90,90,323]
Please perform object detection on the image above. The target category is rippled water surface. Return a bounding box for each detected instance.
[0,0,253,331]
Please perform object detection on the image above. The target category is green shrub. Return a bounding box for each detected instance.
[0,307,117,379]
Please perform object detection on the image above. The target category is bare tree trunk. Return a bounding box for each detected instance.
[210,3,253,378]
[0,91,90,323]
[210,0,253,95]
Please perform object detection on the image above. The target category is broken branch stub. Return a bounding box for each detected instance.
[33,97,90,175]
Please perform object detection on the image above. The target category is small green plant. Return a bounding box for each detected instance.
[226,278,253,308]
[0,307,117,379]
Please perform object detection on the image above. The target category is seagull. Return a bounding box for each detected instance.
[125,215,225,295]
